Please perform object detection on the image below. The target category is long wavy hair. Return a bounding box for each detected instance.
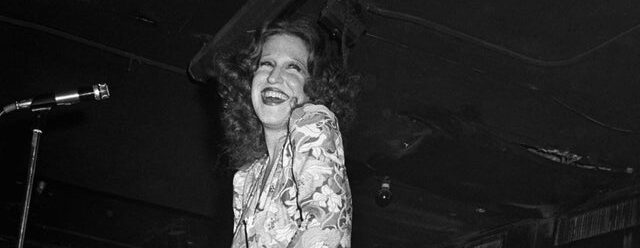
[213,17,359,169]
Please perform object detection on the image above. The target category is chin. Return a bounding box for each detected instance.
[256,105,290,129]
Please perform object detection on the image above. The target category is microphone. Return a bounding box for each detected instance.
[2,83,110,114]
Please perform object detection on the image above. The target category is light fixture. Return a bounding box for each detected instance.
[375,176,392,207]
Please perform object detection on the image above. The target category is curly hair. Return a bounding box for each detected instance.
[213,17,360,169]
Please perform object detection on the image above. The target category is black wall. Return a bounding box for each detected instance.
[0,21,228,219]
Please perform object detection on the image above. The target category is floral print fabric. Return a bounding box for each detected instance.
[231,104,352,248]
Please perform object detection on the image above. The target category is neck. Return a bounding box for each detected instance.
[263,127,287,162]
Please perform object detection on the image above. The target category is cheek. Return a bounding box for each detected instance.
[288,75,308,97]
[252,71,266,86]
[251,73,266,93]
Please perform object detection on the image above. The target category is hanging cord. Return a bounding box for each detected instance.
[515,81,636,134]
[242,220,250,248]
[365,4,640,67]
[550,96,634,134]
[287,99,304,221]
[500,78,637,134]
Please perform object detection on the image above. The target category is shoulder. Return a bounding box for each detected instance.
[288,104,344,161]
[289,104,339,132]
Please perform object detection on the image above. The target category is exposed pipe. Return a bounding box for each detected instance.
[365,4,640,67]
[364,6,638,134]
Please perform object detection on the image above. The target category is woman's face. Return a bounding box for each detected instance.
[251,34,310,130]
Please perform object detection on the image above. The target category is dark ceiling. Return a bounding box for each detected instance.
[2,0,640,247]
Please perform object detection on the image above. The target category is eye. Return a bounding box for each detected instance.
[258,60,273,68]
[287,63,303,72]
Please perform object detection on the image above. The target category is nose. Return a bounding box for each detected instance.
[267,67,283,84]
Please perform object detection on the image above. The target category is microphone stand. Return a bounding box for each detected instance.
[17,107,49,248]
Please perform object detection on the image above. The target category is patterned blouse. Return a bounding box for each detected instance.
[231,104,352,248]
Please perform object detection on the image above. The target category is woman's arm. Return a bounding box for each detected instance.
[287,104,352,248]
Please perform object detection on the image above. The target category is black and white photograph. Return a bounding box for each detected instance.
[2,0,640,247]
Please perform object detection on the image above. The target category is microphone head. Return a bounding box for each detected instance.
[93,83,110,101]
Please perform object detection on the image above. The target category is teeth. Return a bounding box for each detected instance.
[263,90,288,100]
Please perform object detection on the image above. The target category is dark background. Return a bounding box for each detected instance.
[0,0,242,246]
[2,0,640,247]
[0,11,228,218]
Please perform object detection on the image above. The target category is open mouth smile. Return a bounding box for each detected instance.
[261,87,289,105]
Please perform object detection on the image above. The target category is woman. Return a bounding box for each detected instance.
[213,17,359,247]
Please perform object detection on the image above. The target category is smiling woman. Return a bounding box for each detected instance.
[211,17,360,247]
[251,34,309,145]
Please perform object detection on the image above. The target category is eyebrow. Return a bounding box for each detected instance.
[261,54,308,70]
